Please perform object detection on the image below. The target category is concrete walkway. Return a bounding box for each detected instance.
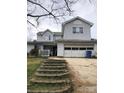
[50,57,97,93]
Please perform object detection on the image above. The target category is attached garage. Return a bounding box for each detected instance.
[57,40,97,57]
[64,46,94,57]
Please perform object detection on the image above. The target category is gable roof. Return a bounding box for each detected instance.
[37,29,62,36]
[37,17,93,36]
[37,32,43,36]
[62,16,93,27]
[61,16,94,35]
[37,29,53,36]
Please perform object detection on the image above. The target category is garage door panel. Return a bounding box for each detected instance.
[78,51,86,57]
[64,46,94,57]
[71,51,79,57]
[64,50,71,57]
[64,50,86,57]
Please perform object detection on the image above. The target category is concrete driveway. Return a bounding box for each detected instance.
[50,57,97,93]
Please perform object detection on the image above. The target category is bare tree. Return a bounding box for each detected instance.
[27,0,79,27]
[27,0,96,41]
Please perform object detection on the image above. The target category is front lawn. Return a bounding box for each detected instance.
[27,57,42,84]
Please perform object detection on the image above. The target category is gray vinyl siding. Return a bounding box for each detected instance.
[63,20,91,40]
[37,31,54,41]
[54,35,62,40]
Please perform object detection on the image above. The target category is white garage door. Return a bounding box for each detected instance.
[64,47,93,57]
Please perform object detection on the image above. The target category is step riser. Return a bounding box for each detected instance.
[36,71,68,74]
[44,62,66,64]
[31,81,71,84]
[42,64,66,66]
[35,76,69,80]
[39,68,67,70]
[28,86,72,93]
[35,74,69,77]
[40,67,67,68]
[37,69,68,72]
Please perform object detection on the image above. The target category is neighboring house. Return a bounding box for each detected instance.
[27,16,97,57]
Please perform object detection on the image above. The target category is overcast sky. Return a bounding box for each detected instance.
[27,0,96,40]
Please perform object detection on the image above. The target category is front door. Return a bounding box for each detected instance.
[53,46,57,56]
[44,45,57,56]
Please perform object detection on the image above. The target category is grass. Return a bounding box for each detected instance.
[27,57,42,84]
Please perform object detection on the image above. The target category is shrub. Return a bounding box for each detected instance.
[29,48,39,56]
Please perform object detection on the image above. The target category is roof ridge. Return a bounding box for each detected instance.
[62,16,93,26]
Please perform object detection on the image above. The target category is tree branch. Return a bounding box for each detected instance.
[64,0,72,12]
[27,20,37,28]
[27,0,79,26]
[27,0,56,18]
[27,13,50,17]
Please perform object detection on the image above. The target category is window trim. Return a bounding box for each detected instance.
[72,27,83,33]
[79,27,83,33]
[87,47,94,50]
[79,48,86,50]
[72,47,79,50]
[48,35,51,40]
[73,27,76,33]
[64,47,71,50]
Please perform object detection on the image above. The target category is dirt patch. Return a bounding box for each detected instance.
[65,58,97,93]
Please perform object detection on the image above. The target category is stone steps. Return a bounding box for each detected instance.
[35,72,69,77]
[35,75,69,80]
[44,59,66,62]
[28,85,71,93]
[40,65,66,68]
[42,64,66,66]
[36,69,69,74]
[30,78,71,84]
[37,71,69,74]
[28,59,72,93]
[39,67,67,70]
[37,69,68,72]
[44,61,66,64]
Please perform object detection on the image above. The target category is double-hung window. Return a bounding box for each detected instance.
[79,27,83,33]
[49,35,51,40]
[73,27,76,33]
[73,27,83,33]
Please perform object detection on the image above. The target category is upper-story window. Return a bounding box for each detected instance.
[79,27,83,33]
[73,27,83,33]
[49,35,51,40]
[73,27,76,33]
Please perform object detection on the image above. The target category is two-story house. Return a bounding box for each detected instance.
[27,16,97,57]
